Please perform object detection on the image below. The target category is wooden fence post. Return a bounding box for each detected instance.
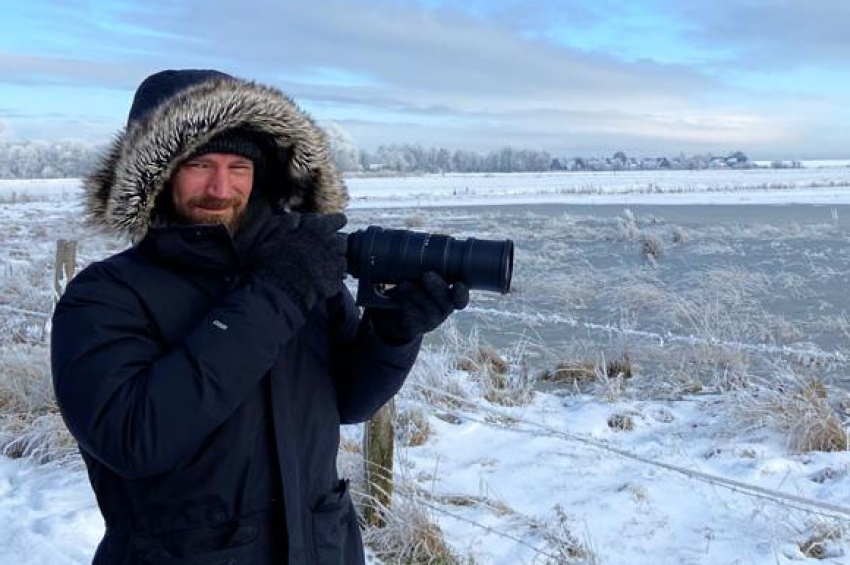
[362,398,395,528]
[54,239,77,303]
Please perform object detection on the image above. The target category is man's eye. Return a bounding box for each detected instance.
[185,161,208,169]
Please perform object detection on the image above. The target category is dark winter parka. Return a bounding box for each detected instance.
[51,70,421,565]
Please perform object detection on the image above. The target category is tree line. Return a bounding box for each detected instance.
[0,140,102,179]
[0,131,767,179]
[351,145,761,174]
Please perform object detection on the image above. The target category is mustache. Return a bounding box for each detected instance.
[188,196,243,209]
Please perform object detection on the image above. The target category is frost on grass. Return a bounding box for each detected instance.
[640,234,664,261]
[801,523,848,560]
[533,505,598,565]
[440,322,534,407]
[360,494,472,565]
[395,404,432,447]
[733,371,849,453]
[0,344,76,463]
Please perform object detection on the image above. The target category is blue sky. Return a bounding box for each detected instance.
[1,0,849,159]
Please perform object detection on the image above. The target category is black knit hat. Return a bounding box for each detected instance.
[188,129,267,171]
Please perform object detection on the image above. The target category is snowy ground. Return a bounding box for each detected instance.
[1,169,849,564]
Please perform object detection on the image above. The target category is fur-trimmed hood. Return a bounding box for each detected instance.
[84,71,348,240]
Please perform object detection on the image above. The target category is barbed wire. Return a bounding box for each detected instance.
[405,380,850,522]
[357,457,564,562]
[0,304,51,318]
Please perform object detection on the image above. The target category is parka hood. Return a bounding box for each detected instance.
[84,70,348,240]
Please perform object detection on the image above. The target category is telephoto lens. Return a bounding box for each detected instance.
[346,226,513,295]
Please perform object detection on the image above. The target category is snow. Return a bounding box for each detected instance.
[1,168,849,564]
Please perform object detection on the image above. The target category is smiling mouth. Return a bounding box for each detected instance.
[194,204,232,213]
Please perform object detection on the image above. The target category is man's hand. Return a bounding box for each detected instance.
[251,212,348,314]
[367,272,469,344]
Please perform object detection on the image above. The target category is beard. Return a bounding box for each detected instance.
[175,195,249,233]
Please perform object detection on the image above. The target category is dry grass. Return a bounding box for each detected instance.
[442,324,533,407]
[664,267,772,345]
[0,346,66,458]
[540,360,598,385]
[396,405,432,447]
[0,345,76,463]
[361,494,472,565]
[541,353,633,385]
[404,214,428,229]
[0,412,77,464]
[532,504,598,564]
[454,344,509,376]
[640,234,664,261]
[405,351,472,410]
[607,412,636,431]
[735,373,848,453]
[799,521,847,560]
[606,355,633,379]
[0,344,54,412]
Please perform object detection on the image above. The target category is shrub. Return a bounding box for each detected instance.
[640,234,664,261]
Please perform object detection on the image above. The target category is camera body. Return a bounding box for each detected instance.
[346,226,514,308]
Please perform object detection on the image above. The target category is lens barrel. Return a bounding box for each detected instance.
[346,226,513,294]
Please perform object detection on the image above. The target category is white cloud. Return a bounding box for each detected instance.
[2,0,848,158]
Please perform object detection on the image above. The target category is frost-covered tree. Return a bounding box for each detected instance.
[434,148,451,173]
[322,121,361,173]
[0,140,103,178]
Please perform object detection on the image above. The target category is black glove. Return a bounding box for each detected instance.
[367,272,469,344]
[251,212,348,314]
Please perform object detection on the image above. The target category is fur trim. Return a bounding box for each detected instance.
[84,76,348,239]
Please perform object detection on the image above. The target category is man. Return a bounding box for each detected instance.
[51,69,468,564]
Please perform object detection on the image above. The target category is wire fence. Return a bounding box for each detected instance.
[406,380,850,522]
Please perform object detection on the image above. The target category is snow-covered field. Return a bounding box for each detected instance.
[1,169,849,564]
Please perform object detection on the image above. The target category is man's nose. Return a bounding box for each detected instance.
[206,166,231,197]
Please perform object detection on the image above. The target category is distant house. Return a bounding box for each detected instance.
[725,151,749,168]
[709,156,728,169]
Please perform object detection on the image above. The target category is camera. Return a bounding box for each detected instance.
[346,226,514,308]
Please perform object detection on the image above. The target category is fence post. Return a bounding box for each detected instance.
[54,239,77,303]
[362,398,395,528]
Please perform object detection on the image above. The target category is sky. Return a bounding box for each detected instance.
[1,0,849,159]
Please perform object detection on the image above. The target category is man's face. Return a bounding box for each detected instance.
[171,152,255,232]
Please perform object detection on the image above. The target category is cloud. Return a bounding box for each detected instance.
[665,0,850,69]
[115,1,738,138]
[2,0,848,157]
[0,52,148,89]
[428,0,850,69]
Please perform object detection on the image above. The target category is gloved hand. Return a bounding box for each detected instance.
[367,272,469,344]
[251,212,348,314]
